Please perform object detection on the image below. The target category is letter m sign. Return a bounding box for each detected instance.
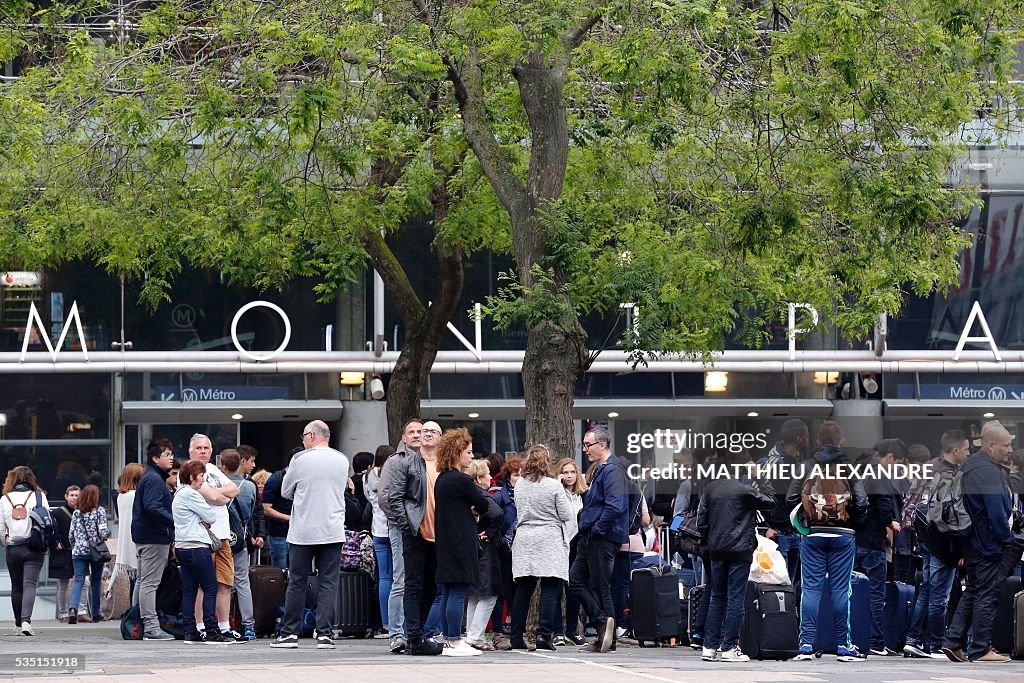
[20,301,89,361]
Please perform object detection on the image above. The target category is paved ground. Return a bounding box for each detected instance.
[0,621,1020,682]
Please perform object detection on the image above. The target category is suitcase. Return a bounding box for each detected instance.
[688,584,706,642]
[1013,590,1024,660]
[678,586,690,646]
[883,582,915,651]
[250,565,287,636]
[334,570,376,638]
[992,576,1022,656]
[629,565,680,647]
[741,581,800,660]
[814,571,870,654]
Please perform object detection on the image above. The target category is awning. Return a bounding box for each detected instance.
[121,400,343,424]
[419,398,835,420]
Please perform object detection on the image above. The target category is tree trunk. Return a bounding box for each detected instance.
[522,317,587,458]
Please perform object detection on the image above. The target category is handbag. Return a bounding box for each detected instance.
[89,539,111,564]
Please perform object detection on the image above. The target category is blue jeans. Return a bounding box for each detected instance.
[373,536,393,629]
[798,533,857,648]
[424,592,443,638]
[612,551,643,627]
[704,559,749,651]
[387,526,406,638]
[775,533,802,585]
[268,536,289,569]
[177,547,218,634]
[438,582,469,641]
[855,546,886,649]
[69,557,105,620]
[907,549,956,652]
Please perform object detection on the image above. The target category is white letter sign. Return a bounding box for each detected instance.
[788,303,819,360]
[953,301,1001,361]
[20,301,89,361]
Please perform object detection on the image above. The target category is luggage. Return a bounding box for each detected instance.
[740,581,799,660]
[628,565,680,647]
[334,570,376,638]
[119,605,186,640]
[813,571,870,654]
[688,584,705,642]
[883,582,915,651]
[992,576,1022,656]
[678,584,690,646]
[250,565,287,636]
[1013,589,1024,660]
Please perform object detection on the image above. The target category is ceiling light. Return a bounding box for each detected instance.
[231,413,243,420]
[468,412,480,419]
[747,412,759,417]
[340,371,365,386]
[705,371,728,392]
[813,371,839,385]
[983,412,995,418]
[608,412,619,418]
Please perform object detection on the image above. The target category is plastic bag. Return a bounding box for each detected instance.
[748,533,791,585]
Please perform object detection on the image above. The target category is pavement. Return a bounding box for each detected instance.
[0,622,1021,682]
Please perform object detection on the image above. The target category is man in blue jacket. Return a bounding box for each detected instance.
[131,438,175,640]
[942,420,1015,663]
[570,427,628,654]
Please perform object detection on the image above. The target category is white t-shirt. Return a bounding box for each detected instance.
[177,462,232,540]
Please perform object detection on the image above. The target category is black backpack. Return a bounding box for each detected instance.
[227,498,247,554]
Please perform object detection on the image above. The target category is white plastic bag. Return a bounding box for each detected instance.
[749,533,790,585]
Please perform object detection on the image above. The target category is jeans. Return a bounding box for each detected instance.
[387,526,405,638]
[569,534,618,631]
[438,582,469,641]
[232,548,254,629]
[268,536,289,569]
[511,576,563,640]
[944,551,1006,660]
[798,533,857,648]
[134,544,170,633]
[177,547,218,634]
[70,557,105,621]
[373,536,393,629]
[424,593,443,638]
[611,551,643,628]
[775,532,802,585]
[402,532,437,643]
[704,559,750,651]
[281,543,342,636]
[855,546,887,649]
[907,549,956,652]
[466,594,498,643]
[5,544,44,625]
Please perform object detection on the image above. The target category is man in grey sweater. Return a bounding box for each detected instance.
[270,420,349,651]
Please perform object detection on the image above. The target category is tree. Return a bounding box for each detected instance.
[2,0,1022,454]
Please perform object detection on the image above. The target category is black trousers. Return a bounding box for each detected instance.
[568,534,617,628]
[282,543,342,636]
[402,532,437,643]
[943,548,1006,660]
[510,576,562,639]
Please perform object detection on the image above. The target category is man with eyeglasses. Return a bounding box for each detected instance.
[570,427,628,653]
[377,419,423,653]
[271,420,349,650]
[386,419,445,656]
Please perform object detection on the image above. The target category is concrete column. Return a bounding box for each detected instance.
[337,400,390,454]
[830,399,883,453]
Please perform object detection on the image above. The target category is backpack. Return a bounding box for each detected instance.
[227,498,247,554]
[26,492,57,552]
[801,467,852,524]
[926,469,972,536]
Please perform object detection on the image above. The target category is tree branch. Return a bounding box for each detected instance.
[359,226,425,327]
[566,12,603,50]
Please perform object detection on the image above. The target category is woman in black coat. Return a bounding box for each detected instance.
[48,486,77,621]
[434,428,500,656]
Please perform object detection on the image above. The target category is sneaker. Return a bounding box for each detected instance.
[719,647,750,662]
[19,622,33,636]
[689,633,703,650]
[615,626,627,639]
[270,633,299,649]
[972,649,1010,663]
[598,616,615,653]
[441,641,481,657]
[468,640,495,651]
[940,646,967,662]
[870,647,899,657]
[316,634,335,650]
[568,633,587,646]
[243,627,256,641]
[67,609,77,625]
[903,642,928,659]
[390,635,407,654]
[222,629,247,643]
[10,625,22,636]
[837,645,867,662]
[142,629,175,641]
[408,639,444,656]
[701,646,720,662]
[927,652,948,660]
[552,634,567,647]
[204,630,230,644]
[184,629,207,644]
[793,644,815,661]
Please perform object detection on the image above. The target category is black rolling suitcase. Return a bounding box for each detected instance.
[249,564,287,636]
[629,565,680,647]
[992,576,1023,656]
[688,584,705,644]
[334,570,377,639]
[740,581,799,660]
[883,581,915,651]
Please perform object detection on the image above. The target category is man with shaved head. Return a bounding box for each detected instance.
[941,421,1015,663]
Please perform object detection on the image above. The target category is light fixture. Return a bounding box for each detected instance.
[608,412,619,418]
[861,374,879,394]
[983,412,995,419]
[705,371,728,392]
[747,412,759,417]
[340,371,365,386]
[231,413,243,420]
[468,412,480,419]
[813,371,839,385]
[369,377,385,400]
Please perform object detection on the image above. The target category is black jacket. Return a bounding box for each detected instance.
[472,495,504,598]
[47,504,74,580]
[435,470,500,584]
[786,444,869,535]
[131,461,174,546]
[697,474,776,563]
[756,443,803,533]
[962,451,1014,559]
[854,454,900,551]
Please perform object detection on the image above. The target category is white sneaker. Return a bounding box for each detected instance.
[20,622,34,636]
[11,625,23,636]
[719,647,750,662]
[441,641,481,657]
[701,647,720,661]
[615,626,627,639]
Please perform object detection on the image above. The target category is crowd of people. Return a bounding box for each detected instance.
[1,415,1022,664]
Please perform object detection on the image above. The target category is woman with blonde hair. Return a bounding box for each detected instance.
[0,466,50,635]
[433,428,501,656]
[464,458,504,650]
[110,463,144,597]
[509,445,575,650]
[554,457,587,645]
